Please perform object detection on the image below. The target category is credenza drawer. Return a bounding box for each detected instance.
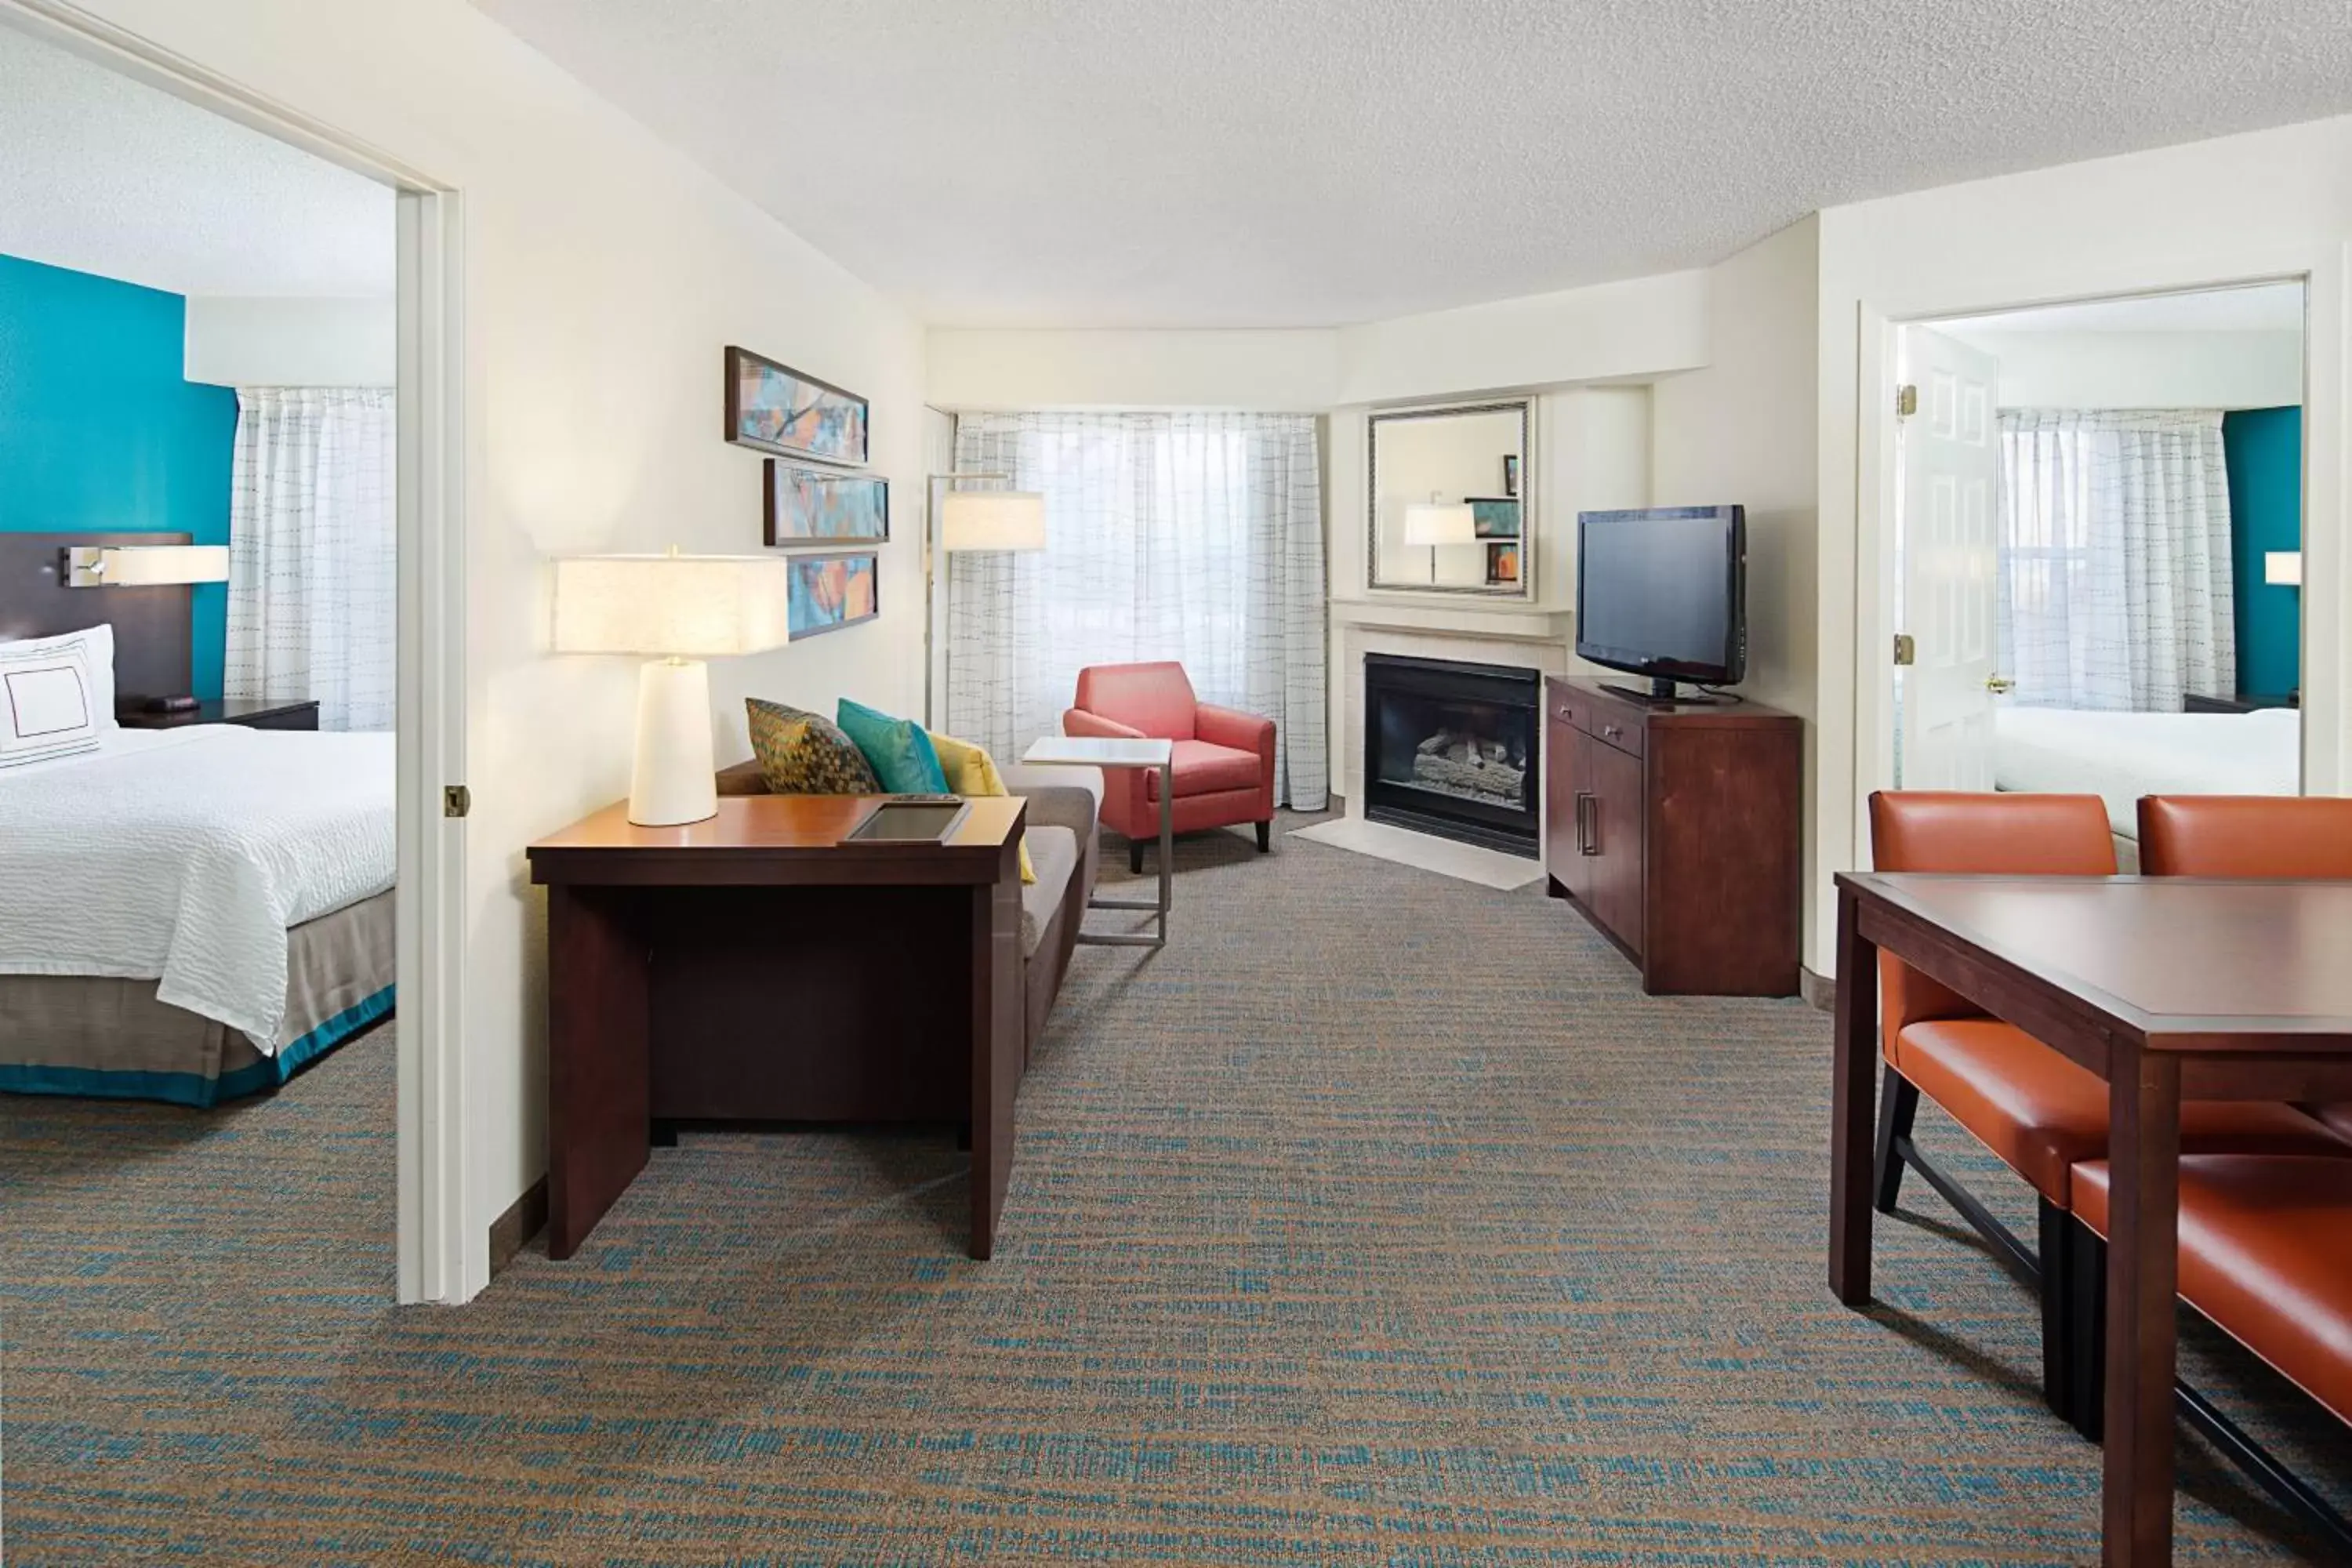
[1544,678,1644,758]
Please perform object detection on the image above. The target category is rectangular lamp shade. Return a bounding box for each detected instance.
[550,553,793,658]
[2265,550,2303,586]
[1403,502,1476,547]
[939,490,1047,553]
[66,543,230,586]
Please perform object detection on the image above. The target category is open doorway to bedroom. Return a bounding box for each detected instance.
[1886,281,2306,866]
[0,14,458,1304]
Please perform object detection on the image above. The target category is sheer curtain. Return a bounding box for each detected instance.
[224,388,397,731]
[947,411,1327,808]
[1995,408,2235,712]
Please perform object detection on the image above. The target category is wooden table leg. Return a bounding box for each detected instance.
[2103,1043,2180,1566]
[967,855,1024,1259]
[546,884,652,1260]
[1829,880,1878,1306]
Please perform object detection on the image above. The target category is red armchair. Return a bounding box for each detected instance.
[1063,662,1275,873]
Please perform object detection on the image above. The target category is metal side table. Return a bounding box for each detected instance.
[1020,734,1173,949]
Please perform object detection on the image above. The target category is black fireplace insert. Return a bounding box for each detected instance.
[1363,653,1541,856]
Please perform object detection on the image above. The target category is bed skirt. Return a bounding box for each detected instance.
[0,891,394,1107]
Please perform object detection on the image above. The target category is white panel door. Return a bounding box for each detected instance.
[1897,326,2003,792]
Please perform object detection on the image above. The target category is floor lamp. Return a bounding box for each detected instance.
[924,474,1047,730]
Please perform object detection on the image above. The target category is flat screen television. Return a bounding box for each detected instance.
[1575,506,1746,702]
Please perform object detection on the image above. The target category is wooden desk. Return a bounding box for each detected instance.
[1830,874,2352,1566]
[528,793,1028,1261]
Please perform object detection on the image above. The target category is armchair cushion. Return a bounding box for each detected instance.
[1153,739,1264,800]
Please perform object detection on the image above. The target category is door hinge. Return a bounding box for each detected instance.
[1896,383,1918,419]
[1893,633,1916,666]
[443,784,471,819]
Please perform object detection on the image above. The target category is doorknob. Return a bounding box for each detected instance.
[1985,674,2016,695]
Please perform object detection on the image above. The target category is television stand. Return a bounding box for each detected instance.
[1598,677,1736,706]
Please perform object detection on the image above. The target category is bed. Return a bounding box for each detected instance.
[0,724,396,1106]
[1993,706,2302,841]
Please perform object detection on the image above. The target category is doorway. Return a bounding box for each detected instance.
[1885,282,2307,860]
[0,3,468,1303]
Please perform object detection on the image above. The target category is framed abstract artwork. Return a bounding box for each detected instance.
[764,461,890,546]
[1469,498,1521,539]
[786,552,879,640]
[724,345,869,466]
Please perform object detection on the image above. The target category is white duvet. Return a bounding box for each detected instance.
[0,726,395,1047]
[1993,706,2301,837]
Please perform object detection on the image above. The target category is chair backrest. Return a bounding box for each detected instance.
[1867,791,2117,1039]
[2138,795,2352,878]
[1073,662,1197,740]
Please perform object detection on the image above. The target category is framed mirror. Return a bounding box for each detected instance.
[1368,401,1531,597]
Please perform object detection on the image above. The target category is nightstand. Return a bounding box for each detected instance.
[2182,692,2299,715]
[118,699,321,731]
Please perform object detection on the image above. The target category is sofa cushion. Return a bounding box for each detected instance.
[746,699,879,795]
[837,698,949,794]
[929,730,1034,884]
[1147,739,1261,800]
[1018,825,1078,958]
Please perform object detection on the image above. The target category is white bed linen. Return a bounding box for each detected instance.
[1993,706,2301,837]
[0,726,394,1047]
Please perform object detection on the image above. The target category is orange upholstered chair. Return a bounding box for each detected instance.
[1064,662,1275,873]
[2136,795,2352,1151]
[1866,792,2347,1417]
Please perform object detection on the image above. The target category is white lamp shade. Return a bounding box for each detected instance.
[939,490,1047,553]
[550,553,793,658]
[2265,550,2303,586]
[96,544,230,585]
[1403,502,1476,547]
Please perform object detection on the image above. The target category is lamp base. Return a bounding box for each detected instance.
[629,658,717,827]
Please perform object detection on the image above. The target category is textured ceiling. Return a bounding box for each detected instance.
[468,0,2352,328]
[0,25,392,299]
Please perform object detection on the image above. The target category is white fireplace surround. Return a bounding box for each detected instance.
[1327,596,1583,818]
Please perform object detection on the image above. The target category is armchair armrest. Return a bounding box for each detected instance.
[1062,707,1147,741]
[1196,702,1273,756]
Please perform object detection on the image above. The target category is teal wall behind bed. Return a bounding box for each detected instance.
[0,254,236,700]
[2223,407,2303,701]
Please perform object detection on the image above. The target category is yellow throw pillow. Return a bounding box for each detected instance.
[929,731,1036,884]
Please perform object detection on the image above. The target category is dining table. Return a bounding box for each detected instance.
[1828,872,2352,1566]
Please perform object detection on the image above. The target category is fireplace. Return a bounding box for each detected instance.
[1363,653,1541,856]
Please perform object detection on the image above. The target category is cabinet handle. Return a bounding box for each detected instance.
[1576,791,1599,855]
[1602,724,1621,741]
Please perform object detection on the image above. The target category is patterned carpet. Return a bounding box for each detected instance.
[5,812,2347,1565]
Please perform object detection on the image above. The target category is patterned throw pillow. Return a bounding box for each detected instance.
[746,699,880,795]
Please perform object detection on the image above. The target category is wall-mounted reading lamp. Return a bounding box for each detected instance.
[61,544,230,588]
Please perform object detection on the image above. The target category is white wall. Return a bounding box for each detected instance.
[1817,114,2351,977]
[929,328,1335,412]
[1936,326,2303,409]
[68,0,931,1286]
[184,294,396,385]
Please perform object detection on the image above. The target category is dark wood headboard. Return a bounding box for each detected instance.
[0,531,195,706]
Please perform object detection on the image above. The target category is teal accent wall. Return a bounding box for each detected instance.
[2223,407,2303,699]
[0,254,236,699]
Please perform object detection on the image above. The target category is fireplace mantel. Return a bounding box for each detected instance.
[1330,595,1573,644]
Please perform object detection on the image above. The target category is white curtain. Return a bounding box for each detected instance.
[1995,408,2235,712]
[947,411,1327,809]
[224,388,397,731]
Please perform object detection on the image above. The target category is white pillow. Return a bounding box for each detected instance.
[0,638,101,768]
[0,625,117,731]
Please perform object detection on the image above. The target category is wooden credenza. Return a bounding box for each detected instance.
[1543,677,1800,996]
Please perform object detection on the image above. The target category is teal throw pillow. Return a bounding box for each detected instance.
[836,698,949,794]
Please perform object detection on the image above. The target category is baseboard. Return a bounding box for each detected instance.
[1800,966,1835,1014]
[488,1177,548,1275]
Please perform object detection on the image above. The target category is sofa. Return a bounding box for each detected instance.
[715,758,1101,1053]
[1062,661,1275,873]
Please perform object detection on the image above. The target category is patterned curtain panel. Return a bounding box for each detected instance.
[1994,408,2235,712]
[224,388,397,731]
[948,411,1328,809]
